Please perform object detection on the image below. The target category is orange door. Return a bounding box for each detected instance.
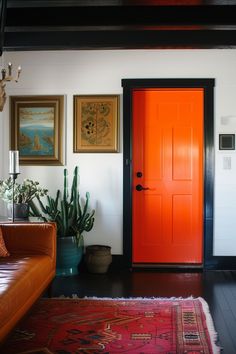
[132,89,204,264]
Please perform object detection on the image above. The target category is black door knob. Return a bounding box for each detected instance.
[136,184,150,191]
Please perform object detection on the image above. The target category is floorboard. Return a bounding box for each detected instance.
[49,269,236,353]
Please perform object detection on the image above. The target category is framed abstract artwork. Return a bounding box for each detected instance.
[73,95,119,152]
[10,95,64,165]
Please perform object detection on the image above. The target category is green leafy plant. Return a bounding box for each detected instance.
[0,178,48,203]
[30,166,95,240]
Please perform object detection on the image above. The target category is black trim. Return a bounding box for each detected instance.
[109,255,126,271]
[112,255,236,271]
[122,78,224,270]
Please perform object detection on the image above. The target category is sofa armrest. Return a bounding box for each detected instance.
[0,222,56,262]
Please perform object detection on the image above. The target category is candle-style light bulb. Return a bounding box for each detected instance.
[8,62,12,76]
[15,66,21,82]
[9,150,20,174]
[1,69,6,80]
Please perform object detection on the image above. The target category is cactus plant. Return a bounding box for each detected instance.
[29,166,95,242]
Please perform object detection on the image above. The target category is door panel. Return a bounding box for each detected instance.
[132,89,204,264]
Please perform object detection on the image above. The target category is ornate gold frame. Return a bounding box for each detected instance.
[10,95,64,165]
[73,95,119,153]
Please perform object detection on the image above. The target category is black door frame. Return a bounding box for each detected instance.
[122,78,216,269]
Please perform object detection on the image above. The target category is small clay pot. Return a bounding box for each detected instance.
[85,245,112,274]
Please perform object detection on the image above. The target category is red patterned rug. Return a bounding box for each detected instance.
[1,297,220,354]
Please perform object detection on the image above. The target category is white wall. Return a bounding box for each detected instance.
[0,55,5,212]
[1,49,236,256]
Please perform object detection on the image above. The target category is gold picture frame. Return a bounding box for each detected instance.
[10,95,64,165]
[73,95,119,152]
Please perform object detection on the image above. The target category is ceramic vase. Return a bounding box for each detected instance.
[7,203,29,220]
[56,235,83,276]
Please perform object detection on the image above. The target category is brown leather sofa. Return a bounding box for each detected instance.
[0,222,56,343]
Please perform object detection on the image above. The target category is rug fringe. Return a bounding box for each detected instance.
[67,295,197,300]
[83,296,194,301]
[198,297,222,354]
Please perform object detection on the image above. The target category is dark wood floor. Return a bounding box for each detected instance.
[50,269,236,353]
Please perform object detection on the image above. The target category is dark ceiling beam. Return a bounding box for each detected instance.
[7,0,125,7]
[6,0,236,7]
[4,29,236,51]
[3,1,236,51]
[5,5,236,26]
[0,0,6,55]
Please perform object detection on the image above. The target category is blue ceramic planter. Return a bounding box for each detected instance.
[56,236,83,276]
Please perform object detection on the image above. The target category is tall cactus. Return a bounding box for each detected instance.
[30,166,95,240]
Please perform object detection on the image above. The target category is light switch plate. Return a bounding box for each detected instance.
[223,156,231,170]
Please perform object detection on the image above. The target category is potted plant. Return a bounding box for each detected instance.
[30,166,95,276]
[0,178,48,220]
[85,245,112,274]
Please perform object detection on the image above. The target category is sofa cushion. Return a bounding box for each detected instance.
[0,227,10,257]
[0,222,56,343]
[0,254,54,335]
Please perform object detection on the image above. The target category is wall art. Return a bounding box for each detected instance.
[73,95,119,153]
[10,95,64,165]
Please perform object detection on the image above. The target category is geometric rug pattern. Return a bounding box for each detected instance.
[1,297,220,353]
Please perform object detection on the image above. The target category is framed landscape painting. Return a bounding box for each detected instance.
[10,95,64,165]
[73,95,119,153]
